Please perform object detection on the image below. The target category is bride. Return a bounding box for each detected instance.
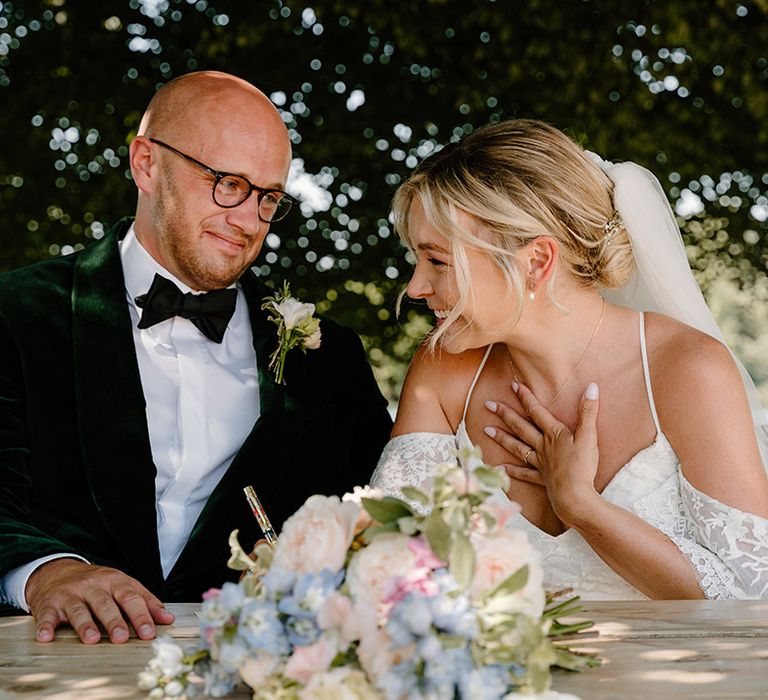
[370,119,768,600]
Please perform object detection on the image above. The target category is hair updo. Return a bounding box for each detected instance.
[392,119,634,338]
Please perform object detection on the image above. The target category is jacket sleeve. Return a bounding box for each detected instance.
[0,314,75,580]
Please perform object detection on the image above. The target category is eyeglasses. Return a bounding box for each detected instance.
[148,138,297,223]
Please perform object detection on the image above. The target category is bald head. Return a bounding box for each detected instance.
[138,71,290,159]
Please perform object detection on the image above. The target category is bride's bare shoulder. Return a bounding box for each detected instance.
[392,342,489,437]
[643,312,768,512]
[644,312,734,378]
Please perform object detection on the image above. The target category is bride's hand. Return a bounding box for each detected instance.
[485,383,602,526]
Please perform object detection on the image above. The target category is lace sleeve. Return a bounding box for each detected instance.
[678,475,768,599]
[369,432,457,503]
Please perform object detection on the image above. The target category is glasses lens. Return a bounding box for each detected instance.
[260,192,293,223]
[213,175,250,207]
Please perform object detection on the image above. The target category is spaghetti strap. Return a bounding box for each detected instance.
[639,312,662,434]
[461,345,494,424]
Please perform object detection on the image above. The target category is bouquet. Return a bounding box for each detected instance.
[139,450,598,699]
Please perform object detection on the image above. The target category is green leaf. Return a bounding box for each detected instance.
[361,521,401,543]
[400,486,430,506]
[423,511,452,562]
[473,466,506,490]
[487,565,529,599]
[449,531,475,590]
[362,496,414,524]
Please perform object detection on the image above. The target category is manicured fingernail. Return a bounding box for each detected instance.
[36,629,52,642]
[113,627,128,641]
[84,628,100,641]
[485,400,497,412]
[586,383,599,400]
[483,426,497,438]
[512,382,519,393]
[140,624,153,637]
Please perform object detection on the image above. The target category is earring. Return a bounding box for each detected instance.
[528,289,535,301]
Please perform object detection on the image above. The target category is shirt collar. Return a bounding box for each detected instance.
[119,223,237,309]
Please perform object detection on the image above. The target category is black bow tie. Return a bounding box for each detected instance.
[134,274,238,344]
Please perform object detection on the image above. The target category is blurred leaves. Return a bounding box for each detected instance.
[2,0,768,402]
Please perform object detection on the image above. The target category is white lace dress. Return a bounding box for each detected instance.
[371,314,768,600]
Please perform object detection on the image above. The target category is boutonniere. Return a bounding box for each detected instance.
[262,281,322,385]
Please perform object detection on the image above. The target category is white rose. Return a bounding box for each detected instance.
[274,298,315,330]
[272,495,359,574]
[346,533,416,608]
[163,680,185,697]
[148,636,187,678]
[303,327,322,349]
[470,529,545,618]
[299,668,382,700]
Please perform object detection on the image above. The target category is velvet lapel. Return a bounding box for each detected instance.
[170,271,309,579]
[72,220,163,588]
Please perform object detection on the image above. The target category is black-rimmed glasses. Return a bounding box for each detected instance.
[148,138,297,223]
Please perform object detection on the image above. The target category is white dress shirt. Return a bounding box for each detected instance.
[1,225,260,608]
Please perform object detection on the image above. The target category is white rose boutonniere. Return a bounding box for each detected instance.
[262,282,322,384]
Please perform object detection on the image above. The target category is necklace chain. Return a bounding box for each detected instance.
[507,297,607,408]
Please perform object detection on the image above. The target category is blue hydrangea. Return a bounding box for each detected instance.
[216,637,249,673]
[202,663,239,698]
[457,664,511,700]
[285,614,321,646]
[219,581,246,610]
[277,569,343,618]
[237,598,290,656]
[428,572,476,638]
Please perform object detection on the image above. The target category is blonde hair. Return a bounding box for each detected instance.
[392,119,633,348]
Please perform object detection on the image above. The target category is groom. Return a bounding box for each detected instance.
[0,72,392,644]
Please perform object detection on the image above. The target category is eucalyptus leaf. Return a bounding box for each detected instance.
[400,486,430,506]
[473,466,506,490]
[361,521,401,543]
[449,531,476,590]
[362,496,414,524]
[486,565,529,600]
[423,511,452,562]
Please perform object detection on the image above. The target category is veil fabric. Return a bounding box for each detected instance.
[590,156,768,470]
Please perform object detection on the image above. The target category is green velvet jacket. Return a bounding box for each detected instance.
[0,219,392,608]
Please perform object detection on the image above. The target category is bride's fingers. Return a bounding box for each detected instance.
[484,400,542,447]
[483,425,538,467]
[501,463,545,486]
[515,383,567,434]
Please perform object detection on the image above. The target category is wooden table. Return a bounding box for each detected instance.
[1,601,767,699]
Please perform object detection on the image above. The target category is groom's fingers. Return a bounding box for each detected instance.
[111,580,174,641]
[27,558,172,644]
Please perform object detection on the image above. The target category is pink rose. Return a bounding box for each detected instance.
[318,591,360,646]
[239,654,279,690]
[283,635,338,684]
[272,495,359,574]
[346,534,416,610]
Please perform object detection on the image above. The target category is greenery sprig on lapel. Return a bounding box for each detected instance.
[262,282,322,385]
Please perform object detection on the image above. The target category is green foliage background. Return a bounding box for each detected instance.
[2,0,768,405]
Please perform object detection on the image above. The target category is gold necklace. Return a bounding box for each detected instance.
[507,297,607,408]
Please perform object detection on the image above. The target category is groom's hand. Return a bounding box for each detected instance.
[25,558,175,644]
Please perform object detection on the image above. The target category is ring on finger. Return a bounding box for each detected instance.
[523,447,534,465]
